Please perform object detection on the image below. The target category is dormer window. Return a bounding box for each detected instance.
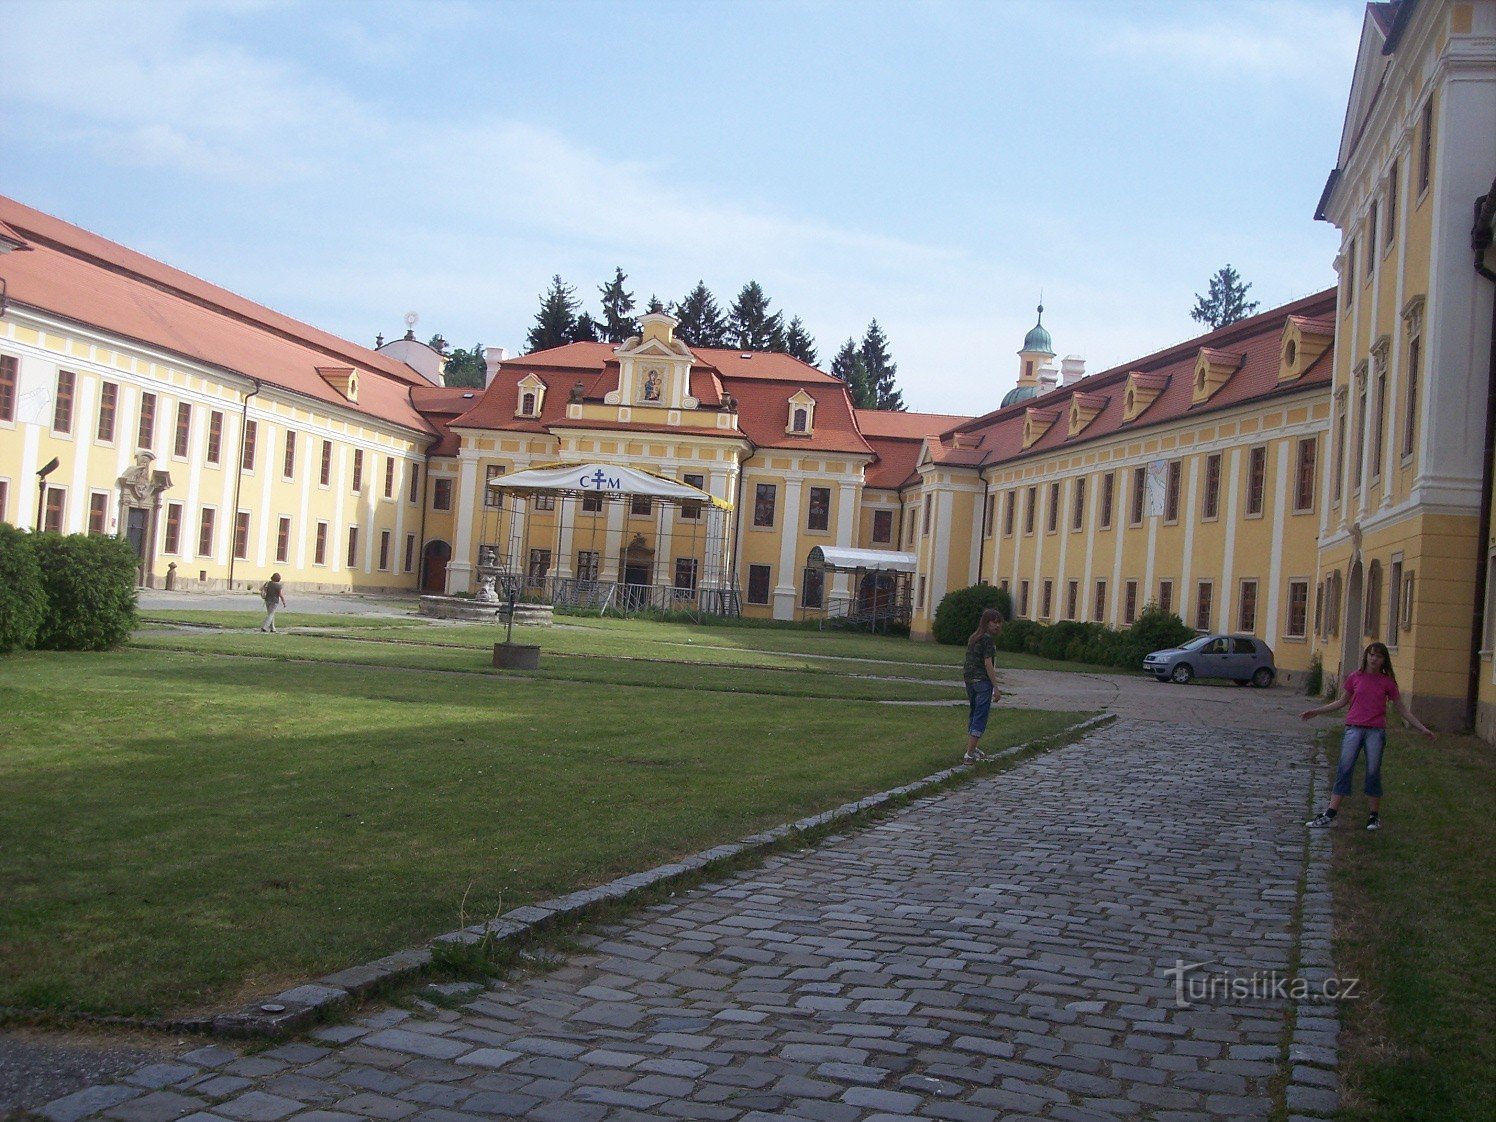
[785,389,816,436]
[515,373,546,418]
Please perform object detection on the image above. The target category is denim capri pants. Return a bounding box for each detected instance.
[966,679,994,738]
[1332,725,1386,797]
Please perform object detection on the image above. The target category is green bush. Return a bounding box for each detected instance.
[1113,603,1194,669]
[932,583,1013,645]
[0,524,46,653]
[996,617,1042,653]
[1039,620,1092,662]
[29,533,139,651]
[1305,652,1323,697]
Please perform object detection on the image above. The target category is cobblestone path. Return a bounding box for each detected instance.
[40,718,1334,1122]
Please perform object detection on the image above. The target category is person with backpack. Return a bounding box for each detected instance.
[259,573,287,633]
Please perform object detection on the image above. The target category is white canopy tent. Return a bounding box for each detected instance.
[488,462,733,510]
[804,545,916,630]
[806,546,917,573]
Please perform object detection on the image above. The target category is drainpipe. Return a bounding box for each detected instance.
[226,378,261,590]
[1464,185,1496,730]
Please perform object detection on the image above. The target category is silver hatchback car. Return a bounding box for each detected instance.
[1143,634,1276,687]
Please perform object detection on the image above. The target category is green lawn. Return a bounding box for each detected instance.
[1329,730,1495,1120]
[1,615,1089,1019]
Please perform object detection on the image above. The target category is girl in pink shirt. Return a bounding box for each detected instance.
[1301,642,1435,831]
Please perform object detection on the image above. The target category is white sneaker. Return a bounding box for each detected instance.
[1306,812,1336,828]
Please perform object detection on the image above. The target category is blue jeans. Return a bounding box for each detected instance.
[1332,726,1386,797]
[966,680,994,738]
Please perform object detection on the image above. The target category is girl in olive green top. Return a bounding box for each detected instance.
[962,608,1004,762]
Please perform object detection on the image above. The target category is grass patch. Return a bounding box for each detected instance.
[1329,730,1494,1120]
[0,640,1083,1019]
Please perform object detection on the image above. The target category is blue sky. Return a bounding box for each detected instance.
[2,0,1363,415]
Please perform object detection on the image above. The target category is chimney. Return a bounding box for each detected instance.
[1038,361,1060,390]
[483,346,509,388]
[1061,355,1086,385]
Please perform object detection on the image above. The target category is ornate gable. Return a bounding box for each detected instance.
[608,312,698,410]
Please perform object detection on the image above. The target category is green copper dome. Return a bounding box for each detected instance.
[1021,303,1054,355]
[1000,383,1041,408]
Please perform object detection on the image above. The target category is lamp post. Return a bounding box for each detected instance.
[34,456,59,532]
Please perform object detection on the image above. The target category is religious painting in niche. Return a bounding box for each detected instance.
[643,368,663,402]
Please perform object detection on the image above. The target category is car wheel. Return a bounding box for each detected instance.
[1252,667,1275,688]
[1171,663,1194,684]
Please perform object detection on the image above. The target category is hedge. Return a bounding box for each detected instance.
[28,532,139,651]
[931,584,1013,645]
[991,602,1194,671]
[0,523,47,653]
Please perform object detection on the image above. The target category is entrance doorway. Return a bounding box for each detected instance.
[422,540,451,593]
[125,507,150,584]
[1342,559,1364,679]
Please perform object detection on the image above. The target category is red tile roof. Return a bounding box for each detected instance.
[858,410,974,489]
[0,194,433,435]
[942,288,1337,468]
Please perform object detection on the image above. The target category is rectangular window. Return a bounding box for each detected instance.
[352,449,364,493]
[1093,580,1106,623]
[1041,578,1053,620]
[97,382,118,442]
[576,550,599,581]
[1404,335,1421,458]
[0,479,6,520]
[1372,371,1387,478]
[88,492,109,535]
[808,486,830,531]
[676,557,700,592]
[1099,472,1114,530]
[484,464,505,508]
[1066,579,1079,620]
[205,410,223,465]
[1418,99,1432,194]
[242,420,257,471]
[346,526,360,569]
[43,486,65,533]
[682,473,705,520]
[1072,477,1085,530]
[983,493,994,538]
[1333,400,1347,501]
[0,354,16,422]
[628,494,648,516]
[1388,560,1403,638]
[1158,580,1174,617]
[54,370,76,434]
[276,516,291,564]
[379,530,392,571]
[384,457,395,499]
[404,533,416,573]
[538,495,560,513]
[282,430,297,480]
[582,490,603,512]
[1287,579,1309,638]
[1024,486,1036,534]
[1354,376,1368,490]
[319,439,332,486]
[1203,454,1221,519]
[1124,579,1138,625]
[873,509,892,543]
[233,511,250,561]
[922,494,932,535]
[173,401,191,458]
[1165,460,1181,523]
[1344,237,1356,300]
[164,502,183,554]
[526,547,551,585]
[800,566,823,608]
[433,478,453,510]
[1295,438,1317,512]
[1246,446,1267,516]
[747,563,771,605]
[1386,160,1398,244]
[754,483,776,527]
[917,574,926,610]
[1196,581,1214,631]
[137,392,157,450]
[1130,467,1146,526]
[314,521,328,566]
[1003,491,1015,537]
[1239,579,1258,632]
[1019,579,1031,617]
[1046,482,1060,533]
[198,508,216,557]
[1367,201,1378,273]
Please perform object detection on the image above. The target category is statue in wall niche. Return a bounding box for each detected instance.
[119,451,171,505]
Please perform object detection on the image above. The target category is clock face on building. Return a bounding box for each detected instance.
[643,368,663,402]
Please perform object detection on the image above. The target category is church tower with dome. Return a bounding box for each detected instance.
[1002,303,1055,408]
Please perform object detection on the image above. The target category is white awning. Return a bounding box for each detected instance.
[806,546,917,573]
[487,462,733,510]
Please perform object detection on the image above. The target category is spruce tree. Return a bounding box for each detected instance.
[646,294,666,314]
[1190,265,1260,330]
[526,275,580,352]
[831,338,873,409]
[442,344,487,388]
[571,312,599,343]
[674,281,728,347]
[784,317,819,366]
[727,281,785,351]
[860,320,905,411]
[598,267,637,343]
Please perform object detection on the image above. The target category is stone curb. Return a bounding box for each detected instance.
[208,710,1115,1038]
[1283,740,1341,1119]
